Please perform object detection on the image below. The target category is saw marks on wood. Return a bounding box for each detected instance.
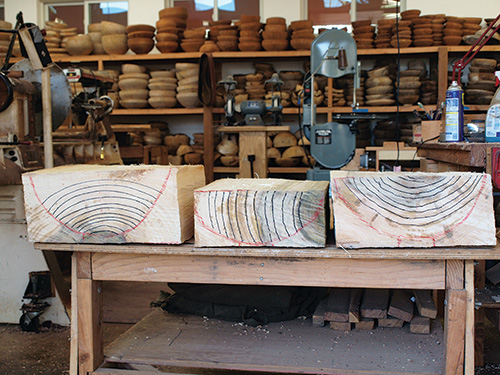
[330,171,496,248]
[22,165,205,244]
[194,178,329,247]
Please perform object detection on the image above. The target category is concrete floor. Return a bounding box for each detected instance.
[1,320,500,375]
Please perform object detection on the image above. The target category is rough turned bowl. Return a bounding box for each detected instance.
[128,37,155,54]
[65,34,94,56]
[102,34,128,54]
[176,91,201,108]
[101,21,127,35]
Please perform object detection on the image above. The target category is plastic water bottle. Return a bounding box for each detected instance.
[445,81,464,142]
[486,86,500,142]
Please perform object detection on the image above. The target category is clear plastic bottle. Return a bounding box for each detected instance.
[485,86,500,142]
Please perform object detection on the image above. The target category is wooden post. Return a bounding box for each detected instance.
[41,66,54,168]
[70,253,78,375]
[465,260,475,374]
[203,105,214,183]
[77,253,103,375]
[475,260,486,367]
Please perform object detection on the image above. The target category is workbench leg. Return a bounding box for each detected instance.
[465,260,475,374]
[475,260,486,367]
[77,253,103,375]
[444,260,466,375]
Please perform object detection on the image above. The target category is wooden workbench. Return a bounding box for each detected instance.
[34,242,500,375]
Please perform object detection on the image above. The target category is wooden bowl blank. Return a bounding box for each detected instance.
[156,41,178,53]
[102,34,128,54]
[128,30,155,39]
[200,41,220,52]
[176,62,198,71]
[290,38,312,50]
[119,73,150,80]
[239,37,261,43]
[266,17,286,25]
[148,96,177,108]
[65,35,93,56]
[216,40,238,51]
[101,21,126,35]
[239,22,262,32]
[241,15,261,23]
[177,92,201,108]
[238,42,262,51]
[443,36,461,45]
[180,41,204,52]
[398,95,419,105]
[156,32,179,42]
[120,99,149,108]
[178,76,199,87]
[88,23,102,33]
[445,22,463,30]
[352,20,371,28]
[118,78,149,90]
[119,89,149,101]
[149,81,177,91]
[217,35,238,42]
[262,39,288,51]
[290,20,313,30]
[128,37,155,54]
[184,27,206,39]
[176,67,199,80]
[176,84,198,93]
[149,77,177,86]
[413,28,432,36]
[471,58,498,70]
[126,24,155,34]
[159,7,188,20]
[390,39,411,48]
[413,39,433,47]
[149,89,177,98]
[262,30,288,40]
[122,64,147,74]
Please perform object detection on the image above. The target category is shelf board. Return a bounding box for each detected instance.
[111,108,204,115]
[103,309,444,375]
[213,166,238,173]
[269,167,308,173]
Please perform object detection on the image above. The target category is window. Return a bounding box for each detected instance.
[45,1,128,33]
[174,0,260,28]
[308,0,405,30]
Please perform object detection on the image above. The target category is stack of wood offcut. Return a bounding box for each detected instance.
[237,15,262,51]
[291,80,323,107]
[430,15,446,46]
[164,133,197,165]
[374,19,394,48]
[180,27,206,52]
[352,20,375,49]
[315,288,437,335]
[280,70,304,106]
[289,20,314,50]
[324,86,346,107]
[207,20,234,42]
[156,6,188,53]
[373,119,399,146]
[365,66,395,106]
[420,79,438,105]
[148,69,177,108]
[190,132,220,165]
[262,17,289,51]
[442,16,463,46]
[461,17,482,38]
[216,134,238,167]
[465,58,498,105]
[390,20,412,48]
[339,75,365,106]
[255,62,275,80]
[267,131,311,168]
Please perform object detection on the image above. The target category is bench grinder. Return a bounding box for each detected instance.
[303,29,360,180]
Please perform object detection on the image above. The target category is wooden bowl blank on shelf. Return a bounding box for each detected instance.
[176,84,198,93]
[149,81,177,91]
[149,89,177,98]
[216,40,238,51]
[65,35,93,56]
[159,6,188,20]
[443,36,462,45]
[200,40,220,52]
[180,40,204,52]
[156,32,179,42]
[290,38,312,50]
[262,30,288,40]
[148,96,178,108]
[119,89,149,101]
[178,76,199,86]
[238,42,262,51]
[88,23,102,33]
[176,67,198,80]
[262,39,288,51]
[126,24,155,34]
[119,72,150,80]
[122,64,147,74]
[398,95,419,105]
[177,92,201,108]
[390,39,411,48]
[118,78,149,90]
[412,39,433,47]
[119,98,149,108]
[128,30,155,39]
[183,27,206,39]
[101,21,126,35]
[92,42,105,55]
[128,37,155,54]
[102,34,128,54]
[149,77,177,85]
[156,41,178,53]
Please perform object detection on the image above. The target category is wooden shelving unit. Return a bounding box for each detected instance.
[41,45,498,181]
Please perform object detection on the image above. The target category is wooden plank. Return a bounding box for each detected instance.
[104,309,445,374]
[312,297,327,326]
[331,171,496,248]
[414,290,438,319]
[238,131,268,178]
[446,260,465,290]
[360,289,389,319]
[378,317,404,328]
[194,179,329,248]
[22,165,206,244]
[465,261,475,374]
[329,321,352,331]
[410,316,431,334]
[475,260,486,367]
[217,126,290,132]
[417,143,500,168]
[325,288,351,322]
[77,252,92,279]
[485,262,500,285]
[34,242,500,260]
[388,290,414,322]
[70,253,78,375]
[91,253,446,289]
[203,105,214,183]
[444,289,467,375]
[78,278,103,375]
[349,288,362,323]
[356,318,375,330]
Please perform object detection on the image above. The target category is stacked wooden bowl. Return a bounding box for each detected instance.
[337,75,365,106]
[208,20,235,41]
[399,117,419,145]
[428,15,446,46]
[245,72,266,100]
[255,62,275,80]
[279,70,304,106]
[176,63,201,108]
[397,69,421,105]
[181,27,206,52]
[127,24,155,54]
[262,17,289,51]
[411,17,434,47]
[289,20,314,50]
[44,20,73,56]
[365,66,394,106]
[156,6,188,53]
[118,64,149,108]
[373,120,399,146]
[420,80,438,105]
[59,26,78,51]
[88,23,105,55]
[443,17,463,46]
[375,19,394,48]
[217,27,239,52]
[237,15,262,51]
[389,20,412,48]
[462,17,482,38]
[465,58,498,105]
[148,70,178,108]
[101,21,128,54]
[200,40,220,52]
[352,20,375,49]
[324,86,346,107]
[65,34,94,56]
[292,80,323,107]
